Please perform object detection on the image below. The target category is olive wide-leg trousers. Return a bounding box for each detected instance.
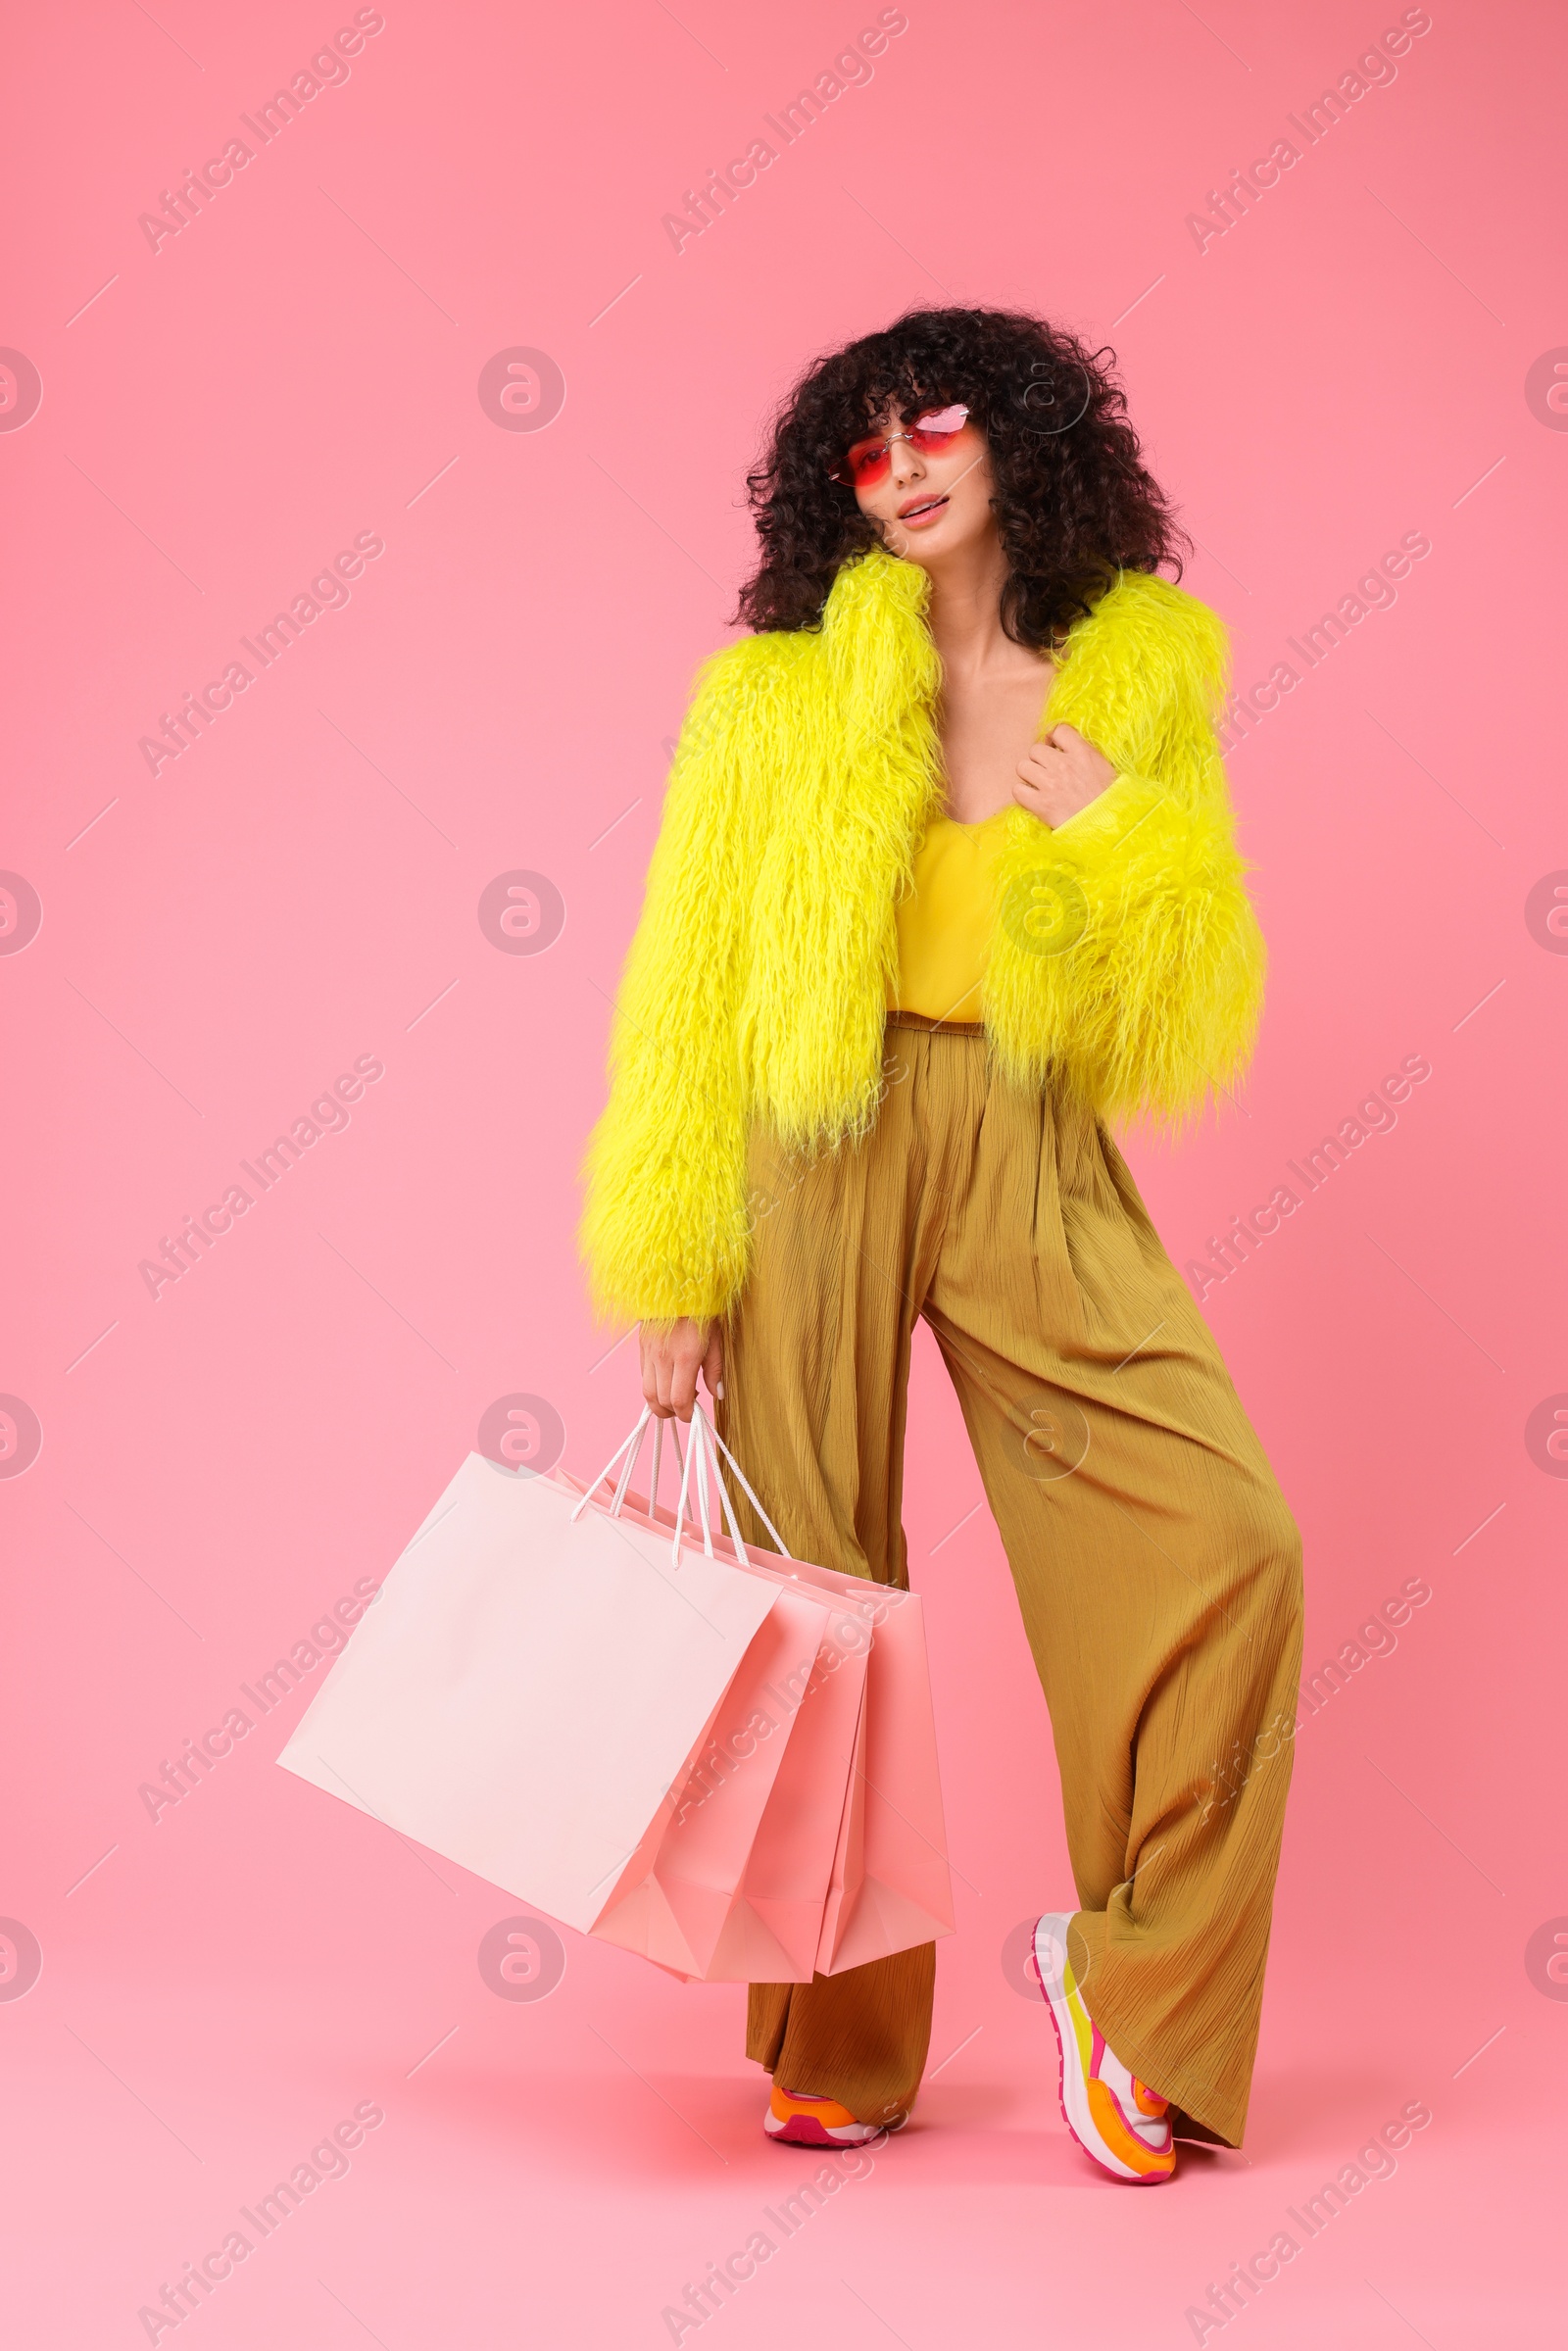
[714,1014,1303,2149]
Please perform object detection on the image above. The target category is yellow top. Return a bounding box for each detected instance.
[889,806,1012,1022]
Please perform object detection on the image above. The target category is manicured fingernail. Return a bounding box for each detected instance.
[716,1380,725,1399]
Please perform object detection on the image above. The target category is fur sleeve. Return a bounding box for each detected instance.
[577,638,784,1327]
[983,575,1265,1125]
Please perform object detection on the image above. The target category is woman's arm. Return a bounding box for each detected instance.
[985,575,1265,1125]
[577,638,779,1331]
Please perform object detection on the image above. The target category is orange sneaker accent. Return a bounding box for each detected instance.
[765,2086,881,2146]
[763,2085,912,2146]
[1086,2077,1178,2179]
[772,2086,859,2128]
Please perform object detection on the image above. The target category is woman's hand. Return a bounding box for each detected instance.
[1013,722,1117,828]
[639,1317,724,1420]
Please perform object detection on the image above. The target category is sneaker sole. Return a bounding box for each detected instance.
[763,2107,910,2148]
[764,2113,871,2146]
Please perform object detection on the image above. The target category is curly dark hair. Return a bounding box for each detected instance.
[734,305,1188,647]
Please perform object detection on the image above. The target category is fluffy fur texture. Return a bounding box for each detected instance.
[579,545,1262,1326]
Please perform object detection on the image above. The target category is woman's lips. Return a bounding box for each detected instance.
[897,493,949,527]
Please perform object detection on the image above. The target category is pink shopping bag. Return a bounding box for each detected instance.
[586,1570,833,1980]
[571,1403,956,1978]
[736,1593,875,1981]
[562,1408,879,1981]
[735,1545,953,1977]
[277,1447,785,1934]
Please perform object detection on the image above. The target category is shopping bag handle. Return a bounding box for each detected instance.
[569,1403,726,1567]
[569,1398,793,1571]
[571,1403,677,1523]
[689,1401,792,1560]
[678,1400,800,1570]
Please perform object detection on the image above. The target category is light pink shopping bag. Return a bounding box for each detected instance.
[728,1549,953,1976]
[558,1409,852,1982]
[734,1592,875,1980]
[586,1572,832,1979]
[568,1405,955,1977]
[277,1449,783,1934]
[564,1443,877,1982]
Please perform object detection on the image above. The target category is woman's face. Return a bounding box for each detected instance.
[848,400,998,567]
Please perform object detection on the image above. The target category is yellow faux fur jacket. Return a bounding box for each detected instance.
[579,543,1263,1325]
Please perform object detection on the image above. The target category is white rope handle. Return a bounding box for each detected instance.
[692,1400,793,1558]
[574,1411,702,1557]
[677,1401,723,1565]
[571,1396,792,1573]
[572,1405,688,1525]
[569,1407,650,1524]
[692,1408,755,1564]
[681,1402,763,1571]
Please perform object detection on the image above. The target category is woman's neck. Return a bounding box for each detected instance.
[918,533,1034,684]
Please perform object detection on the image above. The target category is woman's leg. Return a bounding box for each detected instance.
[716,1032,956,2127]
[922,1057,1303,2148]
[746,1945,936,2131]
[719,1025,1302,2145]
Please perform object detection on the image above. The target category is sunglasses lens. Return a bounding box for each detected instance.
[908,403,969,448]
[836,437,890,487]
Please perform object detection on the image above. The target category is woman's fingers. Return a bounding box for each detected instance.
[702,1322,725,1401]
[671,1328,705,1420]
[638,1329,661,1413]
[638,1317,716,1419]
[642,1326,673,1418]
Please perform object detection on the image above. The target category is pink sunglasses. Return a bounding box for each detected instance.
[829,403,971,489]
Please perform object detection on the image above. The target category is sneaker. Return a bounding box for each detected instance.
[763,2085,909,2147]
[1030,1912,1175,2183]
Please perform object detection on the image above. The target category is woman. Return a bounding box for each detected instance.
[579,306,1303,2184]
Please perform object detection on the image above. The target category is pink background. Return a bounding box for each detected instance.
[3,0,1564,2342]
